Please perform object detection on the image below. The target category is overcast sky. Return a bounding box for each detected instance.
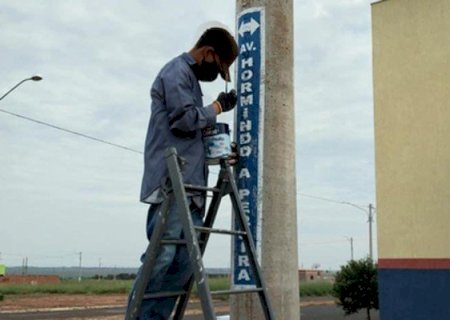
[0,0,375,271]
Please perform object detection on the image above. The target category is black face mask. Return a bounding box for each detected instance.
[191,60,220,82]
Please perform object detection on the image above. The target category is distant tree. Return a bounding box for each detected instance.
[116,273,137,280]
[99,273,136,280]
[332,258,378,320]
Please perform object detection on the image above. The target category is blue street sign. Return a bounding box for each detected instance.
[232,7,265,288]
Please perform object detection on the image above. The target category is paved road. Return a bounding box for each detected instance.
[301,304,379,320]
[184,304,379,320]
[0,305,379,320]
[0,302,379,320]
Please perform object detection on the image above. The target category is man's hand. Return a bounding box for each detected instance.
[216,89,237,112]
[228,142,239,166]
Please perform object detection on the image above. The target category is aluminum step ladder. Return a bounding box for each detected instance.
[125,147,275,320]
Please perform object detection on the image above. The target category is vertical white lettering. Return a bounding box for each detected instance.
[241,57,253,69]
[241,201,250,214]
[245,42,255,51]
[240,120,252,132]
[240,241,246,253]
[241,70,253,81]
[238,255,250,267]
[243,108,249,120]
[239,168,251,179]
[240,94,253,106]
[240,146,252,157]
[238,269,251,281]
[239,188,250,199]
[241,82,252,94]
[240,132,251,145]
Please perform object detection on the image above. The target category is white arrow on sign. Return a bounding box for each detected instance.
[238,18,260,37]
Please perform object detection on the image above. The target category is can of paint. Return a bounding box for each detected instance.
[202,123,231,165]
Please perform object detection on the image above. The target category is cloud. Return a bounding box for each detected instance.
[0,0,376,270]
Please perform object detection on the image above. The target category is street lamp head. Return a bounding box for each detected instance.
[0,75,43,101]
[31,75,43,81]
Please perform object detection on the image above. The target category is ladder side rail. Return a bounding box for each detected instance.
[226,164,276,320]
[125,195,174,320]
[173,170,228,320]
[165,148,217,320]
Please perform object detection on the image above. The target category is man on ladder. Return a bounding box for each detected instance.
[126,25,239,320]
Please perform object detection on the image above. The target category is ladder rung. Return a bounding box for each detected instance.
[211,288,264,296]
[184,184,220,193]
[143,290,187,299]
[194,226,247,236]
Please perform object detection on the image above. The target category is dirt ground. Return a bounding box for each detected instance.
[0,294,333,320]
[0,293,127,312]
[0,294,229,319]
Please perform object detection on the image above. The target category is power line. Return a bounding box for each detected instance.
[0,108,372,194]
[0,108,143,154]
[299,239,348,246]
[298,192,346,205]
[0,107,221,175]
[299,192,373,213]
[299,192,376,260]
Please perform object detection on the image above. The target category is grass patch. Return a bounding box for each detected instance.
[299,281,333,297]
[0,279,133,295]
[194,276,230,301]
[0,277,230,297]
[206,276,230,292]
[0,278,333,298]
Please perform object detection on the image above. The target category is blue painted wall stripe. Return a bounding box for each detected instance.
[379,269,450,320]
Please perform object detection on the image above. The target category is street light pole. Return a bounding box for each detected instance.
[299,193,376,261]
[0,75,43,101]
[368,204,374,260]
[345,237,354,261]
[78,252,82,282]
[342,202,375,260]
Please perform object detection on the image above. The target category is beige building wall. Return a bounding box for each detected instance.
[372,0,450,259]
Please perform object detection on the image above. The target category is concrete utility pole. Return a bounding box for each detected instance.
[78,252,82,282]
[21,257,28,275]
[368,204,374,260]
[342,202,375,261]
[233,0,299,319]
[346,237,354,261]
[351,237,354,261]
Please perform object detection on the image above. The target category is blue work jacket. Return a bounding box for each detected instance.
[140,53,217,203]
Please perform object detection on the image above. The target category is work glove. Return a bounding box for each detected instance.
[228,142,239,166]
[216,89,237,112]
